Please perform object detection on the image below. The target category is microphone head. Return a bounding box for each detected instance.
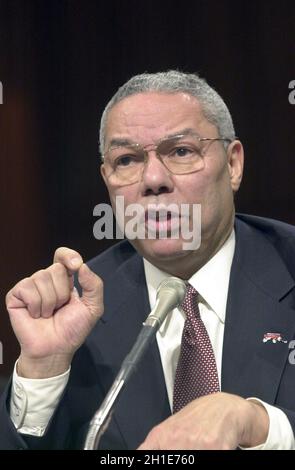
[145,277,187,327]
[156,277,187,306]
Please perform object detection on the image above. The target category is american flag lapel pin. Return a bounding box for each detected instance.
[263,332,287,344]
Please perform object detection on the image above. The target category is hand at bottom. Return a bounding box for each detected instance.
[138,392,269,450]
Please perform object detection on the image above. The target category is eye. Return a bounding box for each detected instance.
[167,144,198,159]
[116,155,134,167]
[174,146,193,157]
[114,153,143,168]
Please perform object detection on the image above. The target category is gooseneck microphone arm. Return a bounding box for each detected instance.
[84,277,187,450]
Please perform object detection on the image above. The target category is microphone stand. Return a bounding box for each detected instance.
[84,277,186,450]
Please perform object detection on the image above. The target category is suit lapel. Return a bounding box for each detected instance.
[222,218,295,403]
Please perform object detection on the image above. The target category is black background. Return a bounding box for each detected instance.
[0,0,294,381]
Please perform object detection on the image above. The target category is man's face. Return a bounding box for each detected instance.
[101,92,243,277]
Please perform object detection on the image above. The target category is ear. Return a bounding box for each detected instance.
[100,163,108,185]
[227,140,244,192]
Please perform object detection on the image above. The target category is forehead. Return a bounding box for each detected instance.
[105,92,216,145]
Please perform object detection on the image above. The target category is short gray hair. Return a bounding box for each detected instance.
[99,70,235,154]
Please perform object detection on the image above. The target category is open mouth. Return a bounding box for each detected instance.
[144,209,182,237]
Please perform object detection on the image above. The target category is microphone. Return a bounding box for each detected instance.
[84,276,187,450]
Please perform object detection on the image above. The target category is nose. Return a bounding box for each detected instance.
[140,151,174,196]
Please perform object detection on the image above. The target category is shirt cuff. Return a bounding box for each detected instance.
[240,398,295,450]
[10,361,70,437]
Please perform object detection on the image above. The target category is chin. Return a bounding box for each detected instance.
[134,238,193,261]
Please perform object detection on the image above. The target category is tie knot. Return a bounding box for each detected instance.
[181,285,199,320]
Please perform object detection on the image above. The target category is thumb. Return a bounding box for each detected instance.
[78,264,104,317]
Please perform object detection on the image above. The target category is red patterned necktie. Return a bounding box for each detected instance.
[173,285,220,413]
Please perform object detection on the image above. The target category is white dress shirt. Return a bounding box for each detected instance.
[10,231,295,449]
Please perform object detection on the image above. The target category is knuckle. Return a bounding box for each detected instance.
[14,277,32,293]
[54,246,79,261]
[54,246,67,257]
[31,269,51,282]
[53,246,68,264]
[50,262,67,276]
[148,424,161,440]
[16,277,30,287]
[54,247,83,271]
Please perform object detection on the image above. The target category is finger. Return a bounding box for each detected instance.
[31,270,58,318]
[47,262,72,309]
[78,264,104,318]
[53,247,83,275]
[6,278,42,319]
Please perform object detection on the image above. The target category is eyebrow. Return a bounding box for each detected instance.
[107,128,200,150]
[165,128,200,139]
[108,138,134,148]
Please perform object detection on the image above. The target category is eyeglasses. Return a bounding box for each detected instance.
[102,132,233,186]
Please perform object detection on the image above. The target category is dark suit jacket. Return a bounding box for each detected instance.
[1,214,295,449]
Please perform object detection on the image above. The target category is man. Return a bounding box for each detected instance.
[1,71,295,449]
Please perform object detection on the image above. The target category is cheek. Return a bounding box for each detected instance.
[179,153,227,198]
[202,173,234,230]
[181,163,232,221]
[108,186,141,222]
[178,172,213,205]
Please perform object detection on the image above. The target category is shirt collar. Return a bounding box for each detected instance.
[143,230,235,324]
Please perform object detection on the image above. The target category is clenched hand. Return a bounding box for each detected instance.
[6,247,103,378]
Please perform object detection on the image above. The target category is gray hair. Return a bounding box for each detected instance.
[99,70,235,154]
